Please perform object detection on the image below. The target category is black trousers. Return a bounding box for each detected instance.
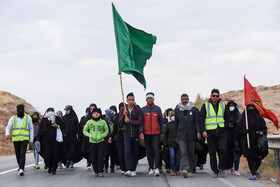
[247,156,262,175]
[116,133,126,171]
[104,142,117,170]
[43,140,61,173]
[13,140,29,170]
[89,142,105,173]
[144,134,160,170]
[207,135,227,173]
[65,137,77,161]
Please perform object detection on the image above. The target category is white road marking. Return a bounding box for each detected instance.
[0,161,43,175]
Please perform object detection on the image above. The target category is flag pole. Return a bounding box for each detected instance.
[245,105,250,149]
[244,75,250,149]
[119,73,128,119]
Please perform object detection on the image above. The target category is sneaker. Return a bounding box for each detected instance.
[148,169,154,176]
[234,171,240,176]
[249,175,257,180]
[116,165,120,170]
[181,170,189,178]
[171,170,175,176]
[19,169,24,176]
[212,173,218,178]
[176,171,180,175]
[98,173,104,177]
[154,168,160,176]
[218,170,226,178]
[92,172,97,177]
[120,171,125,175]
[256,171,261,179]
[104,169,108,173]
[125,170,131,177]
[58,162,63,169]
[131,171,137,177]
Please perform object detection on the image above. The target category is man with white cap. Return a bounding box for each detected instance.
[141,92,164,176]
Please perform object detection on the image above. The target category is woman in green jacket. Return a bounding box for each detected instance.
[83,108,109,177]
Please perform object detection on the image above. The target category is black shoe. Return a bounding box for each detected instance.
[52,172,56,175]
[110,169,115,173]
[44,164,48,170]
[199,165,204,170]
[48,168,52,174]
[192,168,196,173]
[66,161,70,168]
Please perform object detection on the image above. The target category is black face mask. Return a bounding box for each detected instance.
[32,118,39,123]
[17,110,24,118]
[92,116,101,121]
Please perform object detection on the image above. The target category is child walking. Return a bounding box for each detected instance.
[83,108,109,177]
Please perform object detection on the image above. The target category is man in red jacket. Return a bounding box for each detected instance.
[141,92,164,176]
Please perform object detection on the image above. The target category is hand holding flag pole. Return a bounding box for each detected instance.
[112,3,156,120]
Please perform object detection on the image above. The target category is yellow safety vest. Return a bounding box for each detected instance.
[205,101,225,130]
[12,114,30,142]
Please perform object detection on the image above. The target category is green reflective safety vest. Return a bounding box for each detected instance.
[12,114,30,142]
[204,101,225,130]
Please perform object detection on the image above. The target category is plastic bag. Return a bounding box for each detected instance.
[56,127,63,142]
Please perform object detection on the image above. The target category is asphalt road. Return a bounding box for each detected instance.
[0,153,278,187]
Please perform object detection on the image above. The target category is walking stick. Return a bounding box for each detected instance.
[245,105,250,149]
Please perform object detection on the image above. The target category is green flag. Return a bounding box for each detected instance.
[112,3,157,89]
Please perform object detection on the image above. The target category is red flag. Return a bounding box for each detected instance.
[244,76,279,129]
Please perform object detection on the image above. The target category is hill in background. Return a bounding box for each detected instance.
[0,91,39,157]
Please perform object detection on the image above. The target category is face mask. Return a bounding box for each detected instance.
[171,116,175,121]
[229,106,235,112]
[47,111,55,117]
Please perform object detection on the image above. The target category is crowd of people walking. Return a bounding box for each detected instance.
[5,88,268,180]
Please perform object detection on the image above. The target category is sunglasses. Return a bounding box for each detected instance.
[212,95,219,98]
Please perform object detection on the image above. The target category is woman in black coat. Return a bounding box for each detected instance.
[225,101,241,175]
[236,104,268,180]
[38,107,64,175]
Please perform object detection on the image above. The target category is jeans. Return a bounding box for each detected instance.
[233,149,242,171]
[34,149,39,165]
[124,135,139,171]
[144,134,160,170]
[169,147,180,171]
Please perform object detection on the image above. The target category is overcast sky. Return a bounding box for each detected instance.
[0,0,279,118]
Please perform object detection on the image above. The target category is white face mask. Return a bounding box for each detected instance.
[229,106,235,112]
[47,111,55,116]
[171,116,175,121]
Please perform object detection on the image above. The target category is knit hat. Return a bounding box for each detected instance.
[105,109,115,117]
[146,92,154,100]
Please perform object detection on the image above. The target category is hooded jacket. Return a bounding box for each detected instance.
[83,118,109,144]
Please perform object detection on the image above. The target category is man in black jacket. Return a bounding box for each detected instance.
[201,89,229,178]
[119,92,143,177]
[175,94,201,178]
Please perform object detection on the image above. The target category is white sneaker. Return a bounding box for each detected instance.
[131,171,137,177]
[154,168,160,176]
[124,170,131,177]
[19,169,24,176]
[148,169,154,176]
